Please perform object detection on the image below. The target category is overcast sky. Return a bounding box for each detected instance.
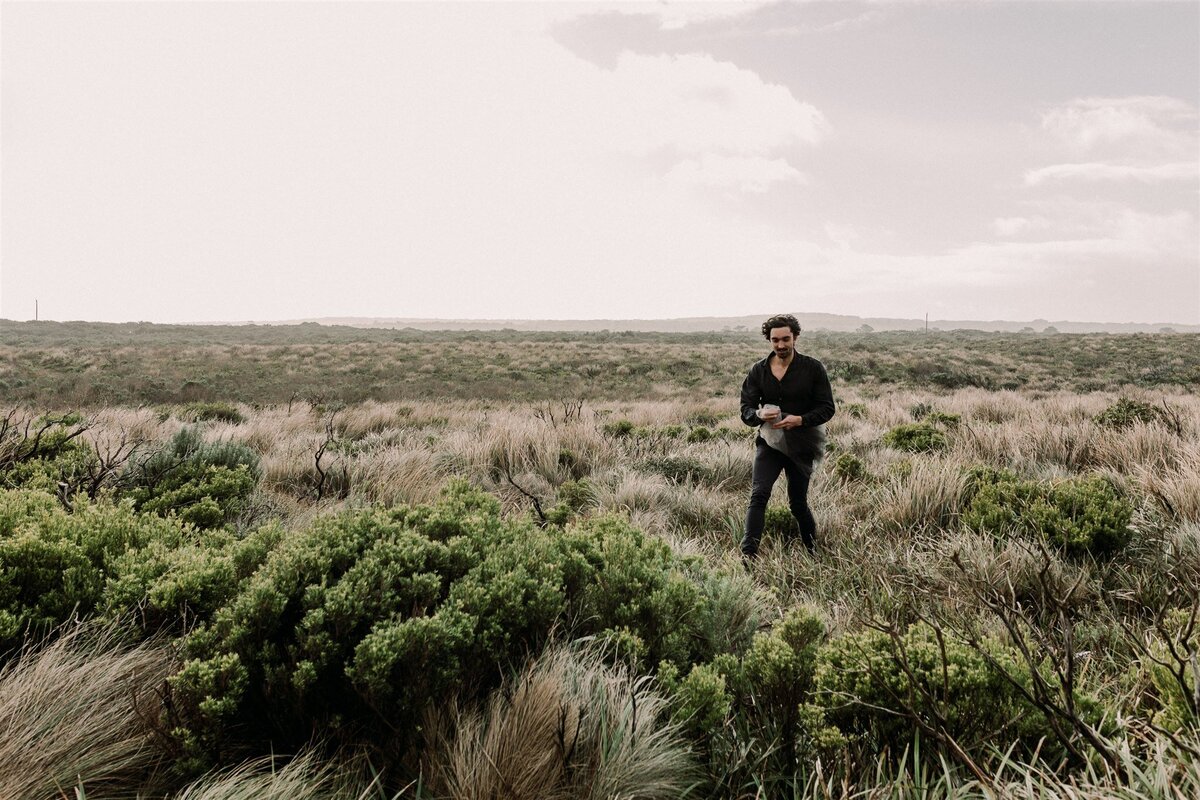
[2,1,1197,325]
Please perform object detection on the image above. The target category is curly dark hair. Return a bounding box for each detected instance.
[761,314,801,339]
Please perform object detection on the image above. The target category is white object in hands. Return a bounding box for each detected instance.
[757,404,788,454]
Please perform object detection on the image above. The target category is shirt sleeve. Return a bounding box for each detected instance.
[800,361,836,427]
[740,365,764,427]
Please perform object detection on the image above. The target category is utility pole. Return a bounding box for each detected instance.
[924,312,928,333]
[35,299,38,321]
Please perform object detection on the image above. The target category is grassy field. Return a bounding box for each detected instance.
[2,321,1198,406]
[0,324,1197,798]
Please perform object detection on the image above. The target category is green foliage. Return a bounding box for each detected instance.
[962,467,1133,555]
[121,428,261,529]
[814,622,1054,758]
[686,426,713,443]
[0,489,192,647]
[882,422,947,453]
[168,482,760,766]
[0,414,97,493]
[831,452,867,482]
[1094,398,1168,429]
[660,607,841,794]
[844,402,868,419]
[602,419,635,438]
[181,402,246,425]
[637,455,711,484]
[1142,609,1198,733]
[925,411,961,428]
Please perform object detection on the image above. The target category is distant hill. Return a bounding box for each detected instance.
[250,313,1200,334]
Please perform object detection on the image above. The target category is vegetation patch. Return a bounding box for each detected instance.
[961,467,1133,555]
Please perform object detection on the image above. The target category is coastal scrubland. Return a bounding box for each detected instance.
[0,323,1197,798]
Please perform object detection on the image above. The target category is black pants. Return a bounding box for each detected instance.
[741,439,816,556]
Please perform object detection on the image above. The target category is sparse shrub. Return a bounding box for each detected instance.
[182,402,245,425]
[831,452,867,482]
[121,427,261,528]
[962,467,1133,555]
[687,426,714,443]
[687,410,722,427]
[882,422,947,453]
[1094,398,1168,430]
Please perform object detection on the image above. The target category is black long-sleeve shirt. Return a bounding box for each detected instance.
[739,351,835,464]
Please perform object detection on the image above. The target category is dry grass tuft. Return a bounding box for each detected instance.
[0,626,174,799]
[422,646,695,800]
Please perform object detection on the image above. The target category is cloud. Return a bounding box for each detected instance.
[1041,96,1197,156]
[664,154,805,192]
[1024,161,1199,186]
[597,52,829,156]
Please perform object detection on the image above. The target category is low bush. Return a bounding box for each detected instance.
[831,452,867,482]
[0,489,192,647]
[962,467,1133,555]
[120,427,261,529]
[882,422,947,453]
[181,402,246,425]
[167,482,761,769]
[660,607,841,794]
[1094,398,1168,430]
[814,621,1060,761]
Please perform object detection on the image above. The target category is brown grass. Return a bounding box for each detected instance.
[421,646,695,800]
[0,626,174,799]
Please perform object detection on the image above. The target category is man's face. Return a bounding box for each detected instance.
[768,326,795,359]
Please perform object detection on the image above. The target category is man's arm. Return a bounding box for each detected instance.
[739,366,764,427]
[799,361,835,427]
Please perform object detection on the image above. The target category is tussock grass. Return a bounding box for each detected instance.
[170,752,342,800]
[0,627,173,799]
[422,646,695,800]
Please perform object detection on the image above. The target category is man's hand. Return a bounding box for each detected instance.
[757,406,781,423]
[771,414,803,430]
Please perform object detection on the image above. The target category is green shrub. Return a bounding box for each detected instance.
[844,402,868,419]
[120,428,261,529]
[637,455,711,484]
[925,410,961,428]
[1142,609,1198,733]
[1094,398,1168,430]
[962,468,1132,556]
[181,402,245,425]
[661,607,841,793]
[815,622,1056,759]
[882,422,947,453]
[602,419,634,438]
[168,482,760,766]
[686,426,713,443]
[0,413,97,494]
[763,505,798,541]
[831,452,867,482]
[0,489,192,647]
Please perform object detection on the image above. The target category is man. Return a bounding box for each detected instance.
[739,313,835,558]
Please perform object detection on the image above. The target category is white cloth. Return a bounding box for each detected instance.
[757,405,788,455]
